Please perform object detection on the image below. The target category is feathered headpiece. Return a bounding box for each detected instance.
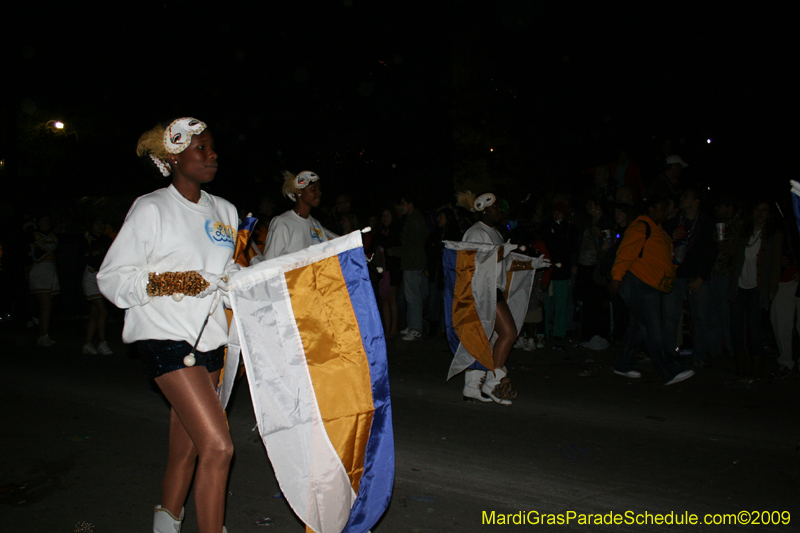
[456,190,496,212]
[282,170,320,201]
[136,117,207,177]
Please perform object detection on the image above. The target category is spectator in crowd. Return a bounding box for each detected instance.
[390,193,429,341]
[729,200,782,377]
[608,149,645,202]
[574,196,614,344]
[662,186,718,367]
[425,207,462,337]
[370,208,402,337]
[665,194,680,223]
[608,196,695,385]
[708,193,744,359]
[591,165,616,205]
[515,230,551,351]
[595,203,639,343]
[29,213,59,347]
[648,155,687,199]
[542,200,577,348]
[615,185,634,206]
[82,217,114,355]
[334,194,359,236]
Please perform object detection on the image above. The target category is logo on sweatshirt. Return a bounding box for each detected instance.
[206,220,235,249]
[310,225,324,242]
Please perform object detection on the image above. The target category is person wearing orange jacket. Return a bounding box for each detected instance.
[608,196,695,385]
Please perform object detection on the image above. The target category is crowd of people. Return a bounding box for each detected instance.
[2,146,797,387]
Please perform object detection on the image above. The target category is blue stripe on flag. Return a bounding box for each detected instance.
[443,248,460,353]
[338,247,395,533]
[238,215,258,232]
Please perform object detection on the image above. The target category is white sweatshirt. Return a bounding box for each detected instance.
[463,221,506,291]
[262,209,332,260]
[97,185,238,351]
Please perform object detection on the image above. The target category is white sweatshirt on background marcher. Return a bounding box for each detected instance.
[463,221,506,291]
[262,209,333,260]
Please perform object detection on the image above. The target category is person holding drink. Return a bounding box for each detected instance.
[707,194,744,361]
[662,186,718,367]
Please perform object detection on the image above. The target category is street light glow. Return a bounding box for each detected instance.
[54,121,64,129]
[706,138,711,144]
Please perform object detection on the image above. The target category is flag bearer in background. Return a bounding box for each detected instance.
[456,191,518,405]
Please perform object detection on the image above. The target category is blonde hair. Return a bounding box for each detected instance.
[136,123,169,160]
[281,170,298,199]
[455,190,477,211]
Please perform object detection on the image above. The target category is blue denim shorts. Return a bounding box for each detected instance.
[138,339,225,378]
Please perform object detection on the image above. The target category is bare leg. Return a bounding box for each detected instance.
[155,368,232,533]
[86,300,99,343]
[492,301,517,369]
[96,298,108,343]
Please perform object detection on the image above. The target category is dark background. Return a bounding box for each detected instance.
[3,1,797,221]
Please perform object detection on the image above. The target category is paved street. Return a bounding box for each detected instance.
[2,315,799,532]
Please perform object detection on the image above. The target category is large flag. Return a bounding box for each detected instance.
[218,231,394,533]
[443,240,549,379]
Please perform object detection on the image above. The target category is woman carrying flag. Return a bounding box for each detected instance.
[456,191,518,405]
[98,117,237,533]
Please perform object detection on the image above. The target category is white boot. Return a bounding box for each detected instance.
[463,369,492,402]
[154,505,184,533]
[481,367,514,405]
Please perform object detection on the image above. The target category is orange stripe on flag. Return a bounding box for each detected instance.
[452,250,494,371]
[285,255,374,494]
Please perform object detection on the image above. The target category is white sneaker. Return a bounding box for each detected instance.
[153,505,184,533]
[463,370,492,402]
[82,342,98,355]
[614,369,641,378]
[399,327,411,335]
[402,330,422,341]
[523,338,536,352]
[97,341,114,355]
[37,334,55,347]
[535,334,546,348]
[665,369,695,386]
[513,337,527,349]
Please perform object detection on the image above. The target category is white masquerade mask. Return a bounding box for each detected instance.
[288,171,320,201]
[163,118,207,154]
[473,193,496,212]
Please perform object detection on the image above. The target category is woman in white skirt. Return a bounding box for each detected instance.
[29,214,59,347]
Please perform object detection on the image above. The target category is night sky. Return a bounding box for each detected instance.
[4,2,797,219]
